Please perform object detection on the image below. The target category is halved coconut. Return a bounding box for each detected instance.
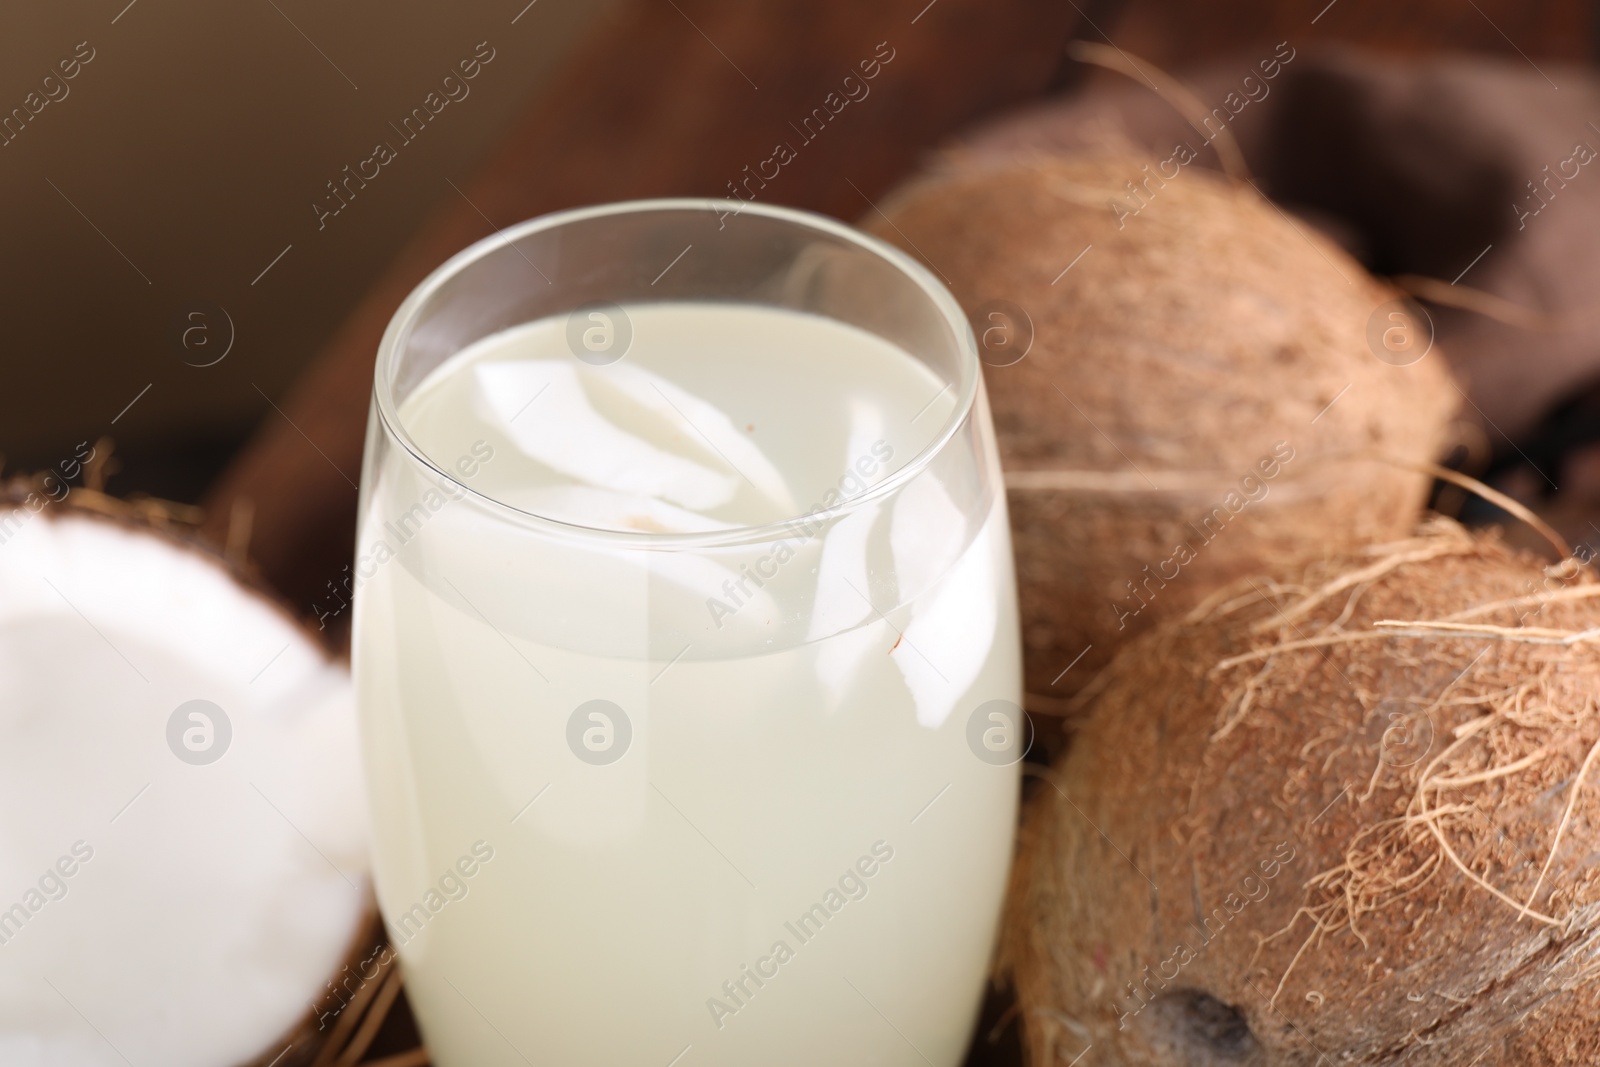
[0,500,372,1067]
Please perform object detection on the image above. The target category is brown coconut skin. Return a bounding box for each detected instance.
[1007,527,1600,1066]
[863,155,1458,701]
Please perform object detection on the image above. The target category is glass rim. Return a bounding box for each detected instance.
[372,197,981,550]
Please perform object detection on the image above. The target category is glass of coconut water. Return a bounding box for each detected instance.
[354,199,1023,1066]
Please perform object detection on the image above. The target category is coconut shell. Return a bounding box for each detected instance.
[1007,521,1600,1065]
[863,154,1458,702]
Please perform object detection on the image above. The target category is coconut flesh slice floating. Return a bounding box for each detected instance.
[0,503,371,1067]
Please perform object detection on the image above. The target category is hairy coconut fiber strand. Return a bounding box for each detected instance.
[864,155,1459,699]
[1007,520,1600,1066]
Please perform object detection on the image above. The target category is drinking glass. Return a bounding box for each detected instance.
[353,199,1023,1066]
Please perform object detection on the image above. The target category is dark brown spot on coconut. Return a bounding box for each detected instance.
[1142,990,1261,1064]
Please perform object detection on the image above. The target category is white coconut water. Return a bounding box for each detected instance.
[355,302,1022,1066]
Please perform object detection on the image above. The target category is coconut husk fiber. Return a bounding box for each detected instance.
[864,154,1458,701]
[1007,519,1600,1065]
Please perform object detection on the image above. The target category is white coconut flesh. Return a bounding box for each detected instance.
[0,510,370,1067]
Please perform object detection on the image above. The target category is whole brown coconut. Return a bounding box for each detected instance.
[864,154,1459,701]
[1007,520,1600,1065]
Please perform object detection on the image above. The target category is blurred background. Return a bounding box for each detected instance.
[3,0,1592,501]
[0,0,605,495]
